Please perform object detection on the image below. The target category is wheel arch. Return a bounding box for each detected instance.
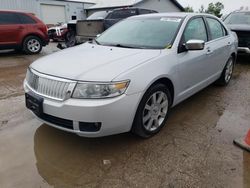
[22,33,46,47]
[131,76,175,136]
[150,77,175,106]
[231,52,237,64]
[135,76,175,112]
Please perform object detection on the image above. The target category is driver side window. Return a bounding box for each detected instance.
[184,17,208,43]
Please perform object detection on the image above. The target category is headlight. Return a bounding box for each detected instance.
[72,81,130,99]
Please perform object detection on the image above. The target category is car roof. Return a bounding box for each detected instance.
[230,11,250,14]
[112,7,156,11]
[129,12,217,19]
[0,9,32,14]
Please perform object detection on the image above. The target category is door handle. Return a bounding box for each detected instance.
[206,47,213,55]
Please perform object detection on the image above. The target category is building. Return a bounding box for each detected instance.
[0,0,94,25]
[86,0,184,16]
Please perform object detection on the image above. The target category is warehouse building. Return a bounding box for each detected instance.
[0,0,94,25]
[86,0,184,16]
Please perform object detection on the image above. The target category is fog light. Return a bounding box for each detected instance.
[79,122,102,132]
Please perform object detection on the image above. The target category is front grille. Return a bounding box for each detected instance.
[26,68,73,100]
[233,30,250,48]
[48,29,56,34]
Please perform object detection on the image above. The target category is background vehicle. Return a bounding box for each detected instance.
[24,13,237,138]
[224,11,250,55]
[48,23,68,42]
[0,10,49,54]
[67,8,157,47]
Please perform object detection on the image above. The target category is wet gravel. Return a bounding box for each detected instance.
[0,45,249,188]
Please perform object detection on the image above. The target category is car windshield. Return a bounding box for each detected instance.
[96,17,183,49]
[87,11,109,20]
[224,12,250,25]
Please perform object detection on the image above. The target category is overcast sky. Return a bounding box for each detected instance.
[178,0,250,13]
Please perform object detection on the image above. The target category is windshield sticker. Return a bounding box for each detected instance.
[160,18,181,22]
[165,44,172,49]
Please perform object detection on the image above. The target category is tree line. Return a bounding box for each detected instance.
[184,2,224,18]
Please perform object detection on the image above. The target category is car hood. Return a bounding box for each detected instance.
[227,24,250,32]
[31,43,161,82]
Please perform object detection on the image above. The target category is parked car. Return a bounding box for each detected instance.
[48,23,68,42]
[67,8,157,47]
[0,10,49,54]
[224,11,250,55]
[24,13,237,138]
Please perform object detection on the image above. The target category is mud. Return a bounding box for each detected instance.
[0,46,249,188]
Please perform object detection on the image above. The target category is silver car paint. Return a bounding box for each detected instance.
[27,13,238,137]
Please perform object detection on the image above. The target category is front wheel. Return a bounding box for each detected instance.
[132,84,172,138]
[23,36,43,55]
[65,30,76,47]
[215,56,234,86]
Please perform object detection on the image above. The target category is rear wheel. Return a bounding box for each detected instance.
[215,56,234,86]
[23,36,43,54]
[132,84,172,138]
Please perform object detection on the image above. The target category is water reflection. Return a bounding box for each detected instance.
[34,125,142,187]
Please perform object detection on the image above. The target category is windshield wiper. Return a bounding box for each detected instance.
[105,43,145,49]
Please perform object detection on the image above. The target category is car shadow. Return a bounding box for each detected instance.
[0,49,23,57]
[237,55,250,64]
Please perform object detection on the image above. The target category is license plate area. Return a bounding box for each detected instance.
[25,92,44,117]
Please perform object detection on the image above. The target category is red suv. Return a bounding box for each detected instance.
[0,10,49,54]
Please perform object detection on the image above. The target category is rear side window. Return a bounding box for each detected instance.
[0,12,21,24]
[183,17,208,42]
[206,18,226,40]
[107,9,137,19]
[18,13,36,24]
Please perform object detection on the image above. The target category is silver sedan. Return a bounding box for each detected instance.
[24,13,238,138]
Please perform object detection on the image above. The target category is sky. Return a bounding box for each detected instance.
[178,0,250,14]
[81,0,250,14]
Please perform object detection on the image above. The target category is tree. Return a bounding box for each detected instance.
[199,5,205,13]
[205,2,224,18]
[184,6,194,12]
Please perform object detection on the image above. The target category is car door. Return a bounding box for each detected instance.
[176,17,213,100]
[205,17,231,73]
[0,12,24,46]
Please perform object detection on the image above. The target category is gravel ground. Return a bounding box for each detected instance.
[0,44,249,188]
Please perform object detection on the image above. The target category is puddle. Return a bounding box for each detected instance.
[216,110,250,144]
[0,46,250,187]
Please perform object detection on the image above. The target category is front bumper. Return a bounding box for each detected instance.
[24,82,141,137]
[238,47,250,54]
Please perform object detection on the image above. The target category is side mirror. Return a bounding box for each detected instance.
[185,40,205,51]
[96,34,101,38]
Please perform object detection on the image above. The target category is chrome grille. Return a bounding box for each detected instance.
[26,68,74,100]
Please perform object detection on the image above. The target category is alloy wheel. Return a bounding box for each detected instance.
[225,59,233,83]
[27,39,41,53]
[142,91,168,132]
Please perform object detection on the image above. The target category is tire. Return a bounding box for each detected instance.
[65,31,76,47]
[23,36,43,55]
[132,83,172,138]
[215,56,234,86]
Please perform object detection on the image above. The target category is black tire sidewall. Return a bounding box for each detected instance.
[65,31,76,47]
[216,56,234,86]
[23,36,42,55]
[132,84,172,138]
